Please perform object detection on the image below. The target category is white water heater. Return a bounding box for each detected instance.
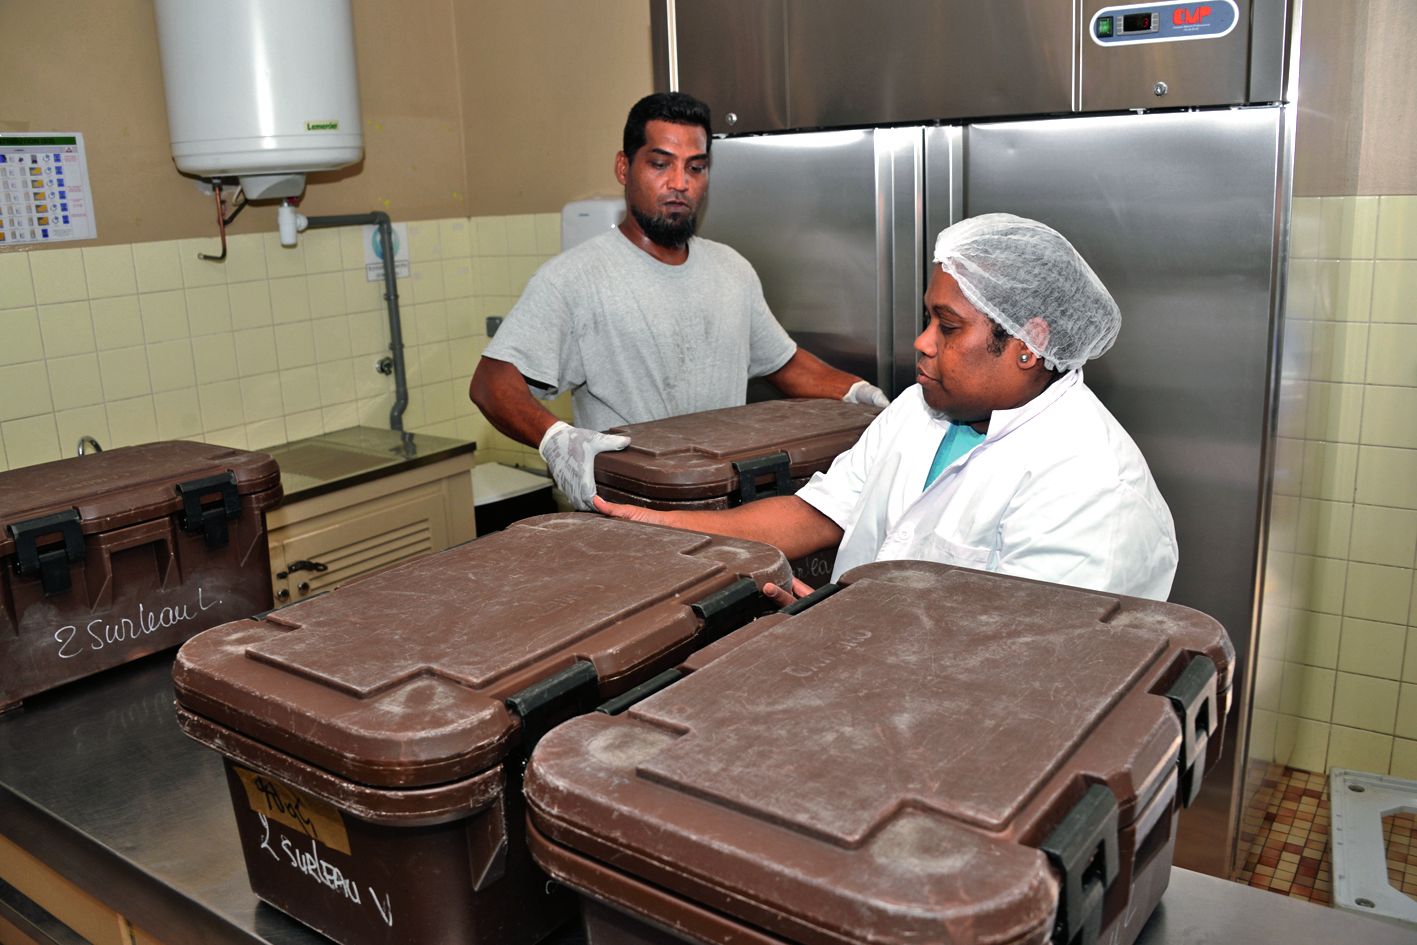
[153,0,363,201]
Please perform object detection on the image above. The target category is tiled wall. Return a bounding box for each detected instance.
[0,213,569,474]
[1249,195,1417,779]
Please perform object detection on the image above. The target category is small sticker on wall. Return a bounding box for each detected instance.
[364,221,410,281]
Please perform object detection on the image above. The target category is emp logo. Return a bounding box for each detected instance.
[1174,5,1212,25]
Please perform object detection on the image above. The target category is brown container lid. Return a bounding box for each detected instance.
[594,399,879,502]
[173,514,791,792]
[526,562,1234,945]
[0,441,281,557]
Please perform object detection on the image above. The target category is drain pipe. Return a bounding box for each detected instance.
[286,206,409,433]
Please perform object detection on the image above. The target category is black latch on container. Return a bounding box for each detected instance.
[731,452,792,505]
[690,577,773,645]
[7,509,85,596]
[176,472,242,550]
[507,659,600,760]
[780,582,841,615]
[1041,783,1120,945]
[1165,655,1218,808]
[597,669,685,716]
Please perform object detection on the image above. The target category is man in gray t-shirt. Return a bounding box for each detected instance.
[470,92,887,510]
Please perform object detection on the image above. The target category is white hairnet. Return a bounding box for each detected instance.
[932,213,1121,372]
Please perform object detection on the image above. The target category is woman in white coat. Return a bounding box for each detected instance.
[594,213,1179,602]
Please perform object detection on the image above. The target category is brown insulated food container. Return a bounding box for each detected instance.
[172,513,791,945]
[0,441,280,712]
[525,560,1235,945]
[594,398,880,587]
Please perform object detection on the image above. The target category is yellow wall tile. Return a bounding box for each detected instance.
[1326,725,1391,773]
[535,213,562,256]
[229,282,273,330]
[1296,499,1352,558]
[408,220,444,261]
[312,316,353,363]
[274,323,317,369]
[82,245,137,299]
[90,296,145,350]
[222,234,269,284]
[29,247,88,304]
[269,276,311,324]
[1289,198,1321,259]
[152,388,202,439]
[443,260,473,302]
[1280,663,1335,720]
[233,327,278,376]
[1295,555,1347,614]
[344,270,384,314]
[1313,260,1372,322]
[1319,196,1378,260]
[472,216,508,256]
[138,290,189,343]
[1355,446,1417,509]
[316,360,357,405]
[1366,324,1417,387]
[192,334,239,383]
[0,253,35,308]
[198,380,245,431]
[1348,504,1417,567]
[145,339,196,393]
[283,409,323,441]
[301,230,343,274]
[339,227,367,271]
[440,218,472,258]
[178,240,229,288]
[1392,738,1417,779]
[321,402,360,432]
[1396,684,1417,740]
[245,418,287,450]
[98,346,152,401]
[205,425,249,449]
[1306,322,1368,383]
[1285,610,1340,667]
[1303,381,1364,443]
[104,396,158,448]
[1338,617,1409,681]
[418,302,451,345]
[474,256,510,295]
[132,240,183,293]
[47,353,103,411]
[240,375,284,423]
[54,406,110,457]
[1406,627,1417,684]
[1360,385,1417,448]
[1376,195,1417,260]
[1275,716,1328,772]
[1,416,61,468]
[1300,441,1357,501]
[308,272,347,319]
[279,367,321,414]
[1332,672,1398,732]
[1343,561,1413,624]
[505,215,538,255]
[186,285,232,336]
[1371,261,1417,324]
[411,263,447,305]
[1,307,44,365]
[1255,659,1283,712]
[264,233,307,279]
[38,300,95,357]
[1248,709,1277,763]
[0,362,54,421]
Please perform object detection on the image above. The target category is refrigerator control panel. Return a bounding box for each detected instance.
[1090,0,1238,46]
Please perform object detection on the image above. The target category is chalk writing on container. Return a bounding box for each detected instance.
[251,813,395,928]
[51,586,223,659]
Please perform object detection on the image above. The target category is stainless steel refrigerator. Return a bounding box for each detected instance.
[656,0,1296,878]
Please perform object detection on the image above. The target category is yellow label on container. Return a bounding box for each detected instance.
[235,766,351,855]
[305,120,340,132]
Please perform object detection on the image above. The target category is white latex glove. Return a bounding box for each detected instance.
[844,379,890,408]
[538,421,631,511]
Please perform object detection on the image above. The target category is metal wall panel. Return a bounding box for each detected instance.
[669,0,788,132]
[964,107,1285,876]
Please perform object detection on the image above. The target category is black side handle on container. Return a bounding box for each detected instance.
[731,452,791,505]
[1165,655,1219,808]
[1041,783,1120,945]
[506,659,600,765]
[8,509,85,595]
[176,472,242,550]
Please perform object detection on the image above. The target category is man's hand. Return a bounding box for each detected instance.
[591,495,673,525]
[844,379,890,408]
[539,422,631,511]
[761,577,815,608]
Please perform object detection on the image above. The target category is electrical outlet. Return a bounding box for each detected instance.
[486,316,504,337]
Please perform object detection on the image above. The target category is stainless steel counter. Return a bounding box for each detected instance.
[1,655,1411,945]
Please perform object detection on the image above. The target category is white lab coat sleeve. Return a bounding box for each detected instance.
[993,463,1177,600]
[795,399,902,529]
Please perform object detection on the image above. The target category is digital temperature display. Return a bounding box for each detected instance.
[1122,12,1158,32]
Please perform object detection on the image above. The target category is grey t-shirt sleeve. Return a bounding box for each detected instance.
[744,269,797,378]
[482,265,585,397]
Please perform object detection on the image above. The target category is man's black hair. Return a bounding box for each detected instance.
[623,92,713,161]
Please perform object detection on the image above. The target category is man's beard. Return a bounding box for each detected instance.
[633,205,698,249]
